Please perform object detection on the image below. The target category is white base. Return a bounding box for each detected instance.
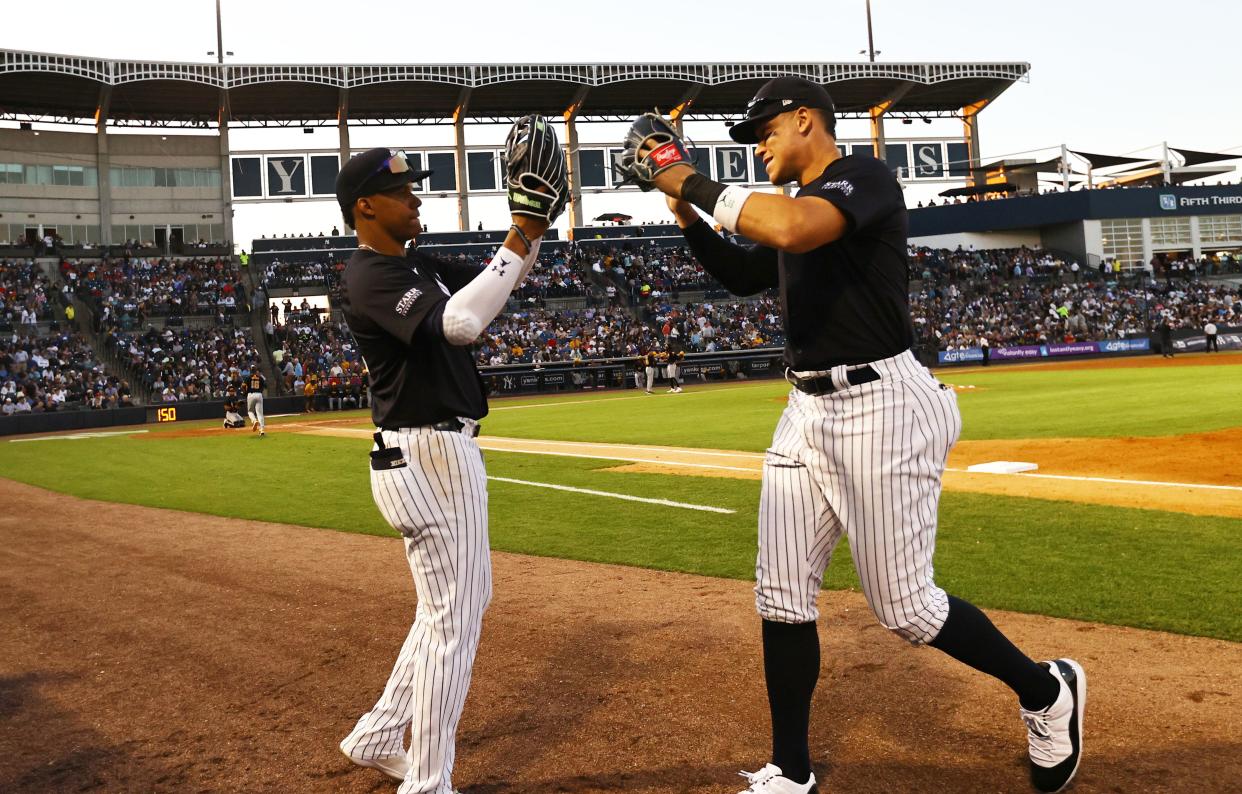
[966,460,1040,474]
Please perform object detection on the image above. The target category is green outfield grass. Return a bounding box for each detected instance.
[2,357,1240,641]
[1,425,1240,642]
[472,358,1242,448]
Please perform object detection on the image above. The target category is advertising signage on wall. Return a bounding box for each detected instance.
[936,338,1151,365]
[913,184,1242,237]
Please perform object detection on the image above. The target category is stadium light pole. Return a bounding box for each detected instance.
[215,0,224,64]
[865,0,877,62]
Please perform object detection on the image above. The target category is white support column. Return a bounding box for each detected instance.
[870,105,888,162]
[1141,217,1153,271]
[95,85,112,246]
[218,88,234,251]
[563,85,590,230]
[453,87,472,232]
[338,81,350,171]
[870,83,913,166]
[961,99,989,188]
[1060,143,1070,192]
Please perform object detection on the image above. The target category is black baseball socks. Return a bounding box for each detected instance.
[762,619,818,785]
[930,594,1060,711]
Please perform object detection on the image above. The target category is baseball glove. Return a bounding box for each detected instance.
[615,112,693,191]
[505,115,568,223]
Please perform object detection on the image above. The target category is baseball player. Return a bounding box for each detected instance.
[643,349,657,394]
[335,117,567,794]
[246,370,266,436]
[618,78,1084,794]
[222,398,246,429]
[667,337,685,393]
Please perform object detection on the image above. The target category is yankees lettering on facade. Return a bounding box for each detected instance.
[268,158,304,194]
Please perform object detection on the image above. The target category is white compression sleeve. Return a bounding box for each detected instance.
[516,237,541,286]
[440,245,532,345]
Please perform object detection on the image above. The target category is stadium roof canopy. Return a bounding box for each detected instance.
[0,49,1030,127]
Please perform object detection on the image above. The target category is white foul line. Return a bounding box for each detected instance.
[488,385,753,411]
[483,435,766,460]
[478,443,760,473]
[282,425,1242,495]
[946,467,1242,493]
[487,475,735,513]
[10,429,150,443]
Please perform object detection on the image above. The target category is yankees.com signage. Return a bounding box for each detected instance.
[231,154,340,200]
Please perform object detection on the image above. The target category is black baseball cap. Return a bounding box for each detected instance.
[335,148,432,210]
[729,76,837,144]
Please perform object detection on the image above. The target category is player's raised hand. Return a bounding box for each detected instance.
[504,115,567,233]
[615,112,694,193]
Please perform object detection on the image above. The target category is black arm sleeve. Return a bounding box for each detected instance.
[681,220,779,297]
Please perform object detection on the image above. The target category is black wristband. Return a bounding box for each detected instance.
[679,172,728,215]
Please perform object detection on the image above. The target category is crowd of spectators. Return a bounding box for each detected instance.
[262,258,342,289]
[62,256,247,327]
[648,298,785,353]
[104,325,262,403]
[573,241,716,300]
[912,277,1240,352]
[908,245,1087,285]
[1,259,57,327]
[474,306,659,365]
[0,332,128,414]
[265,313,364,399]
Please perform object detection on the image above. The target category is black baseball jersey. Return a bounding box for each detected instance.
[684,154,912,369]
[341,247,486,428]
[246,372,265,394]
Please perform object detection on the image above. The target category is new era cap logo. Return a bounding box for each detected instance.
[1159,194,1177,211]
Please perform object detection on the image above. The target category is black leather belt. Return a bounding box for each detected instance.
[380,419,481,437]
[785,365,880,396]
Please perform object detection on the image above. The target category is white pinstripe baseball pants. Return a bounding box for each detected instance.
[341,423,491,794]
[756,350,961,644]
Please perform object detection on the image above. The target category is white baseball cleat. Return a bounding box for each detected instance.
[339,745,410,782]
[1021,658,1086,793]
[738,764,818,793]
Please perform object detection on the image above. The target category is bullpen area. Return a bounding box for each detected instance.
[2,352,1240,792]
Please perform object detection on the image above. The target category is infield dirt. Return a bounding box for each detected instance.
[2,479,1238,793]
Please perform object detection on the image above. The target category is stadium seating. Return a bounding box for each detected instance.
[249,229,1239,374]
[0,331,127,413]
[104,325,262,403]
[475,306,658,365]
[0,259,57,328]
[61,256,248,324]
